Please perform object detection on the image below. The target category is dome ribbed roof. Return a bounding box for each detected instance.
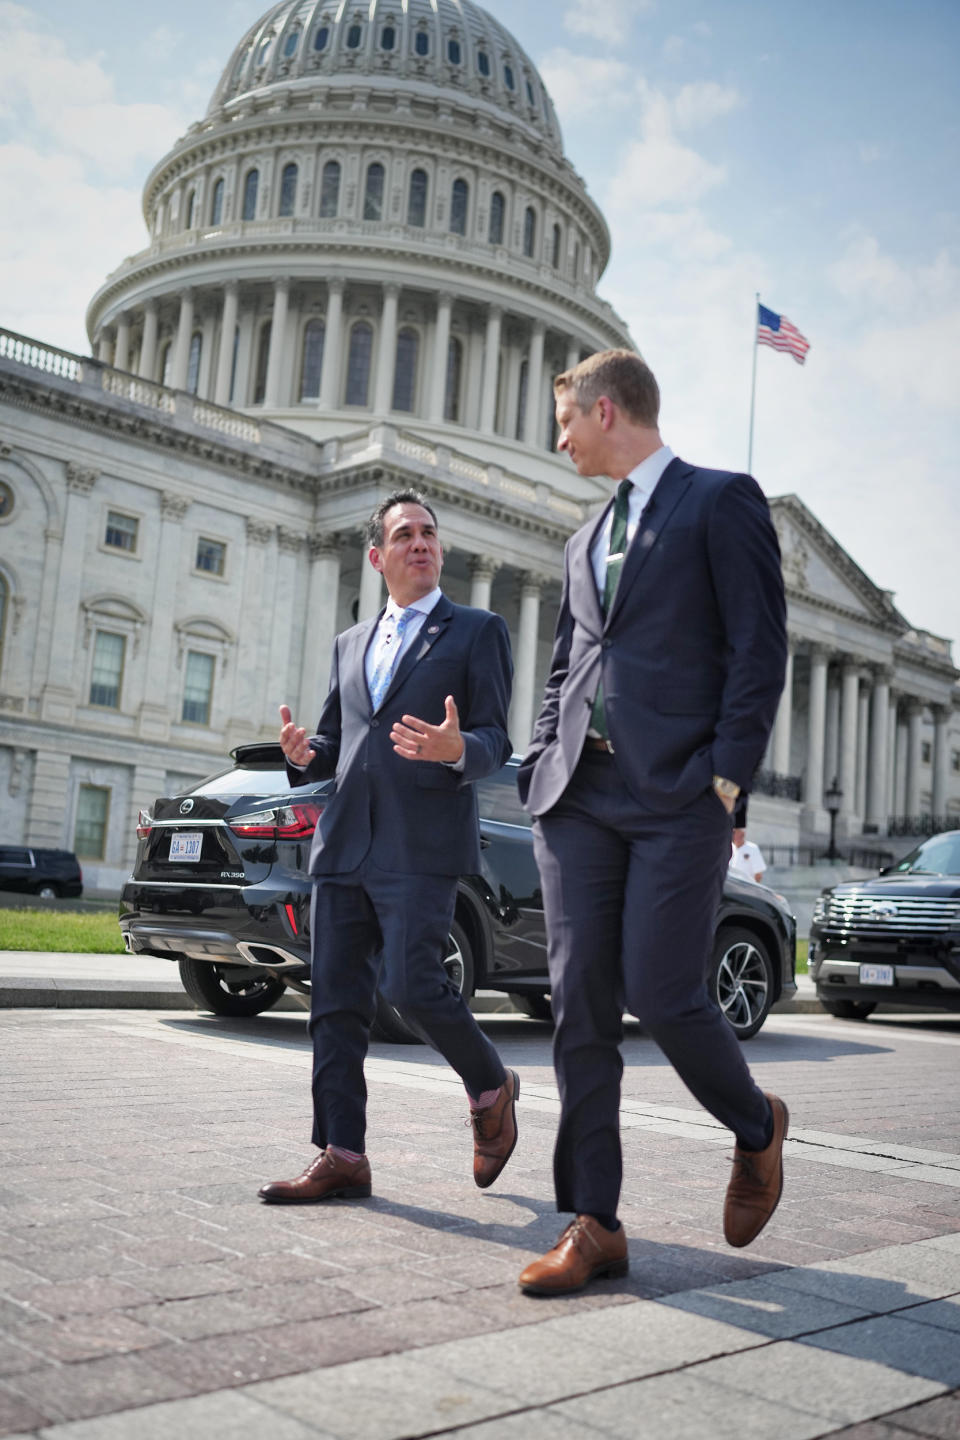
[207,0,563,157]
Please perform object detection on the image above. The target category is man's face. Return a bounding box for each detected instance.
[732,829,746,848]
[369,502,443,607]
[555,387,608,476]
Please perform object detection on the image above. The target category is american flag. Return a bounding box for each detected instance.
[757,304,810,365]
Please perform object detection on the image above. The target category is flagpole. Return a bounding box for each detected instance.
[747,291,759,473]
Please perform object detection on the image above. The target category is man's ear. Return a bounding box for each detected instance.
[597,395,616,430]
[368,545,384,574]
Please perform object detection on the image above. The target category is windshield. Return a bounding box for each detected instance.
[181,763,292,799]
[890,832,960,876]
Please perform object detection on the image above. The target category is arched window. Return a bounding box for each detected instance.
[256,36,272,66]
[283,26,300,57]
[381,24,395,50]
[314,24,330,51]
[345,321,372,405]
[253,321,271,403]
[552,222,562,269]
[448,38,462,65]
[300,320,325,399]
[242,168,259,221]
[183,190,195,230]
[346,23,362,49]
[516,358,528,439]
[523,206,536,258]
[186,333,202,395]
[572,240,581,280]
[450,178,468,236]
[319,159,340,217]
[407,168,427,227]
[526,76,536,107]
[444,336,463,422]
[392,328,419,412]
[414,30,429,56]
[488,190,504,245]
[279,162,298,217]
[210,178,224,226]
[477,50,490,77]
[503,63,515,91]
[364,163,385,221]
[160,341,173,387]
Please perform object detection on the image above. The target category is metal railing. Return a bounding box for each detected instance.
[764,845,894,870]
[752,768,803,801]
[887,815,958,838]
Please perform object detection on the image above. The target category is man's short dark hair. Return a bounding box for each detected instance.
[365,489,438,548]
[554,349,660,427]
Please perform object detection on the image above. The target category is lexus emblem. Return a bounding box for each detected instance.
[179,799,194,815]
[867,901,897,920]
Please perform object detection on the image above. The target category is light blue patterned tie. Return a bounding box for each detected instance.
[368,606,419,710]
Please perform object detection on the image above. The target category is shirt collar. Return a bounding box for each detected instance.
[384,586,443,621]
[624,444,675,498]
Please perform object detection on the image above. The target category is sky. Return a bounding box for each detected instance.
[1,0,958,647]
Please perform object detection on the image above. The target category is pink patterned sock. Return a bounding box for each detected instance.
[469,1086,501,1111]
[327,1144,364,1164]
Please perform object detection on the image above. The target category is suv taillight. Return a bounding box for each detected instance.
[230,801,323,840]
[137,809,152,840]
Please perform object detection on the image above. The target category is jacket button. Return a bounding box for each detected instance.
[370,719,380,728]
[602,639,612,649]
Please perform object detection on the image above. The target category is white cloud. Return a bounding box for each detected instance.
[562,0,653,47]
[671,81,742,131]
[537,51,634,117]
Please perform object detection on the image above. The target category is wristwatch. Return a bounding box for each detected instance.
[712,775,740,800]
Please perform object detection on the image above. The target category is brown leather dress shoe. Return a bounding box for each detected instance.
[258,1149,372,1204]
[723,1092,788,1247]
[471,1068,519,1188]
[518,1215,629,1296]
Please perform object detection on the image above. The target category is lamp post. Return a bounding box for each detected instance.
[824,775,843,862]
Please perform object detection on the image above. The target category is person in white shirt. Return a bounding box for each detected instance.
[729,829,767,884]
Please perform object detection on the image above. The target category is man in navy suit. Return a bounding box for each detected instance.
[517,351,789,1295]
[259,490,519,1204]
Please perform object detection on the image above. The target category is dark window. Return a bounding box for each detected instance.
[0,847,31,866]
[314,25,329,51]
[392,328,418,411]
[74,785,110,859]
[279,162,298,216]
[407,168,427,227]
[183,190,195,230]
[242,168,259,221]
[319,159,340,217]
[89,631,124,709]
[503,63,515,91]
[922,741,932,765]
[414,30,429,56]
[253,321,271,403]
[364,162,385,221]
[105,510,138,552]
[381,25,395,50]
[210,178,224,225]
[345,322,372,405]
[186,332,202,394]
[196,538,226,575]
[572,240,581,279]
[283,27,300,57]
[488,190,504,245]
[256,37,272,66]
[182,651,214,726]
[160,341,173,387]
[346,23,362,49]
[300,320,325,399]
[450,178,468,236]
[228,326,239,403]
[952,749,960,774]
[523,206,536,258]
[448,38,461,64]
[526,77,536,107]
[552,222,562,268]
[477,49,490,76]
[516,358,528,439]
[444,336,463,422]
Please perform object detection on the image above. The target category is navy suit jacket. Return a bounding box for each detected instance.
[518,458,787,817]
[290,594,513,876]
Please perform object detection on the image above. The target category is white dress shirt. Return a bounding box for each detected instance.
[589,445,675,597]
[364,586,443,693]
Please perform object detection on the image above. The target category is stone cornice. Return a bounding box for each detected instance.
[772,493,908,632]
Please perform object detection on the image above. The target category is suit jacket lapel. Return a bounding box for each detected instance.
[349,615,381,715]
[570,503,611,630]
[605,458,694,628]
[377,594,454,709]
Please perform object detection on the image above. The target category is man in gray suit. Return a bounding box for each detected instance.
[517,351,789,1294]
[259,490,518,1204]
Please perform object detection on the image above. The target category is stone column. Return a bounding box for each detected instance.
[428,293,453,423]
[358,545,384,621]
[137,492,191,742]
[138,302,158,380]
[300,535,343,722]
[771,640,795,775]
[40,464,98,724]
[503,338,522,439]
[825,671,840,791]
[468,555,499,611]
[804,645,828,812]
[565,339,581,374]
[866,668,891,828]
[263,527,302,735]
[213,282,239,407]
[318,278,345,410]
[96,330,113,363]
[905,701,925,818]
[113,314,131,373]
[479,306,503,433]
[888,694,902,819]
[264,279,290,407]
[856,679,870,818]
[509,573,544,752]
[229,519,275,739]
[170,291,195,391]
[374,283,400,415]
[931,704,951,818]
[838,661,862,818]
[522,321,546,447]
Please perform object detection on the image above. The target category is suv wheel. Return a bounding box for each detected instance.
[509,992,554,1022]
[820,999,877,1021]
[36,884,60,900]
[371,920,475,1044]
[711,927,774,1040]
[177,956,287,1017]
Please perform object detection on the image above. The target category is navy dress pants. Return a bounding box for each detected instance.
[307,860,506,1152]
[533,751,772,1219]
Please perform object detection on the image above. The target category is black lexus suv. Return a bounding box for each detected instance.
[120,745,796,1041]
[810,829,960,1018]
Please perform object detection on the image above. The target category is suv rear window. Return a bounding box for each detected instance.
[0,848,32,866]
[183,765,292,799]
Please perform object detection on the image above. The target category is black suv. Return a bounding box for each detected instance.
[120,746,796,1041]
[810,829,960,1019]
[0,846,83,900]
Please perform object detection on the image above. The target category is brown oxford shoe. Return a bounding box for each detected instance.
[258,1149,372,1204]
[471,1068,519,1188]
[519,1215,629,1296]
[723,1092,788,1247]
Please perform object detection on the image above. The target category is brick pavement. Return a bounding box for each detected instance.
[0,1005,958,1438]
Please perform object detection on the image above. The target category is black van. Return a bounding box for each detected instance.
[0,846,83,899]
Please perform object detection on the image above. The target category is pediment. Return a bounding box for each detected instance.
[770,495,906,630]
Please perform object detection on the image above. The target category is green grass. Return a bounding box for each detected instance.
[796,937,808,974]
[0,908,125,953]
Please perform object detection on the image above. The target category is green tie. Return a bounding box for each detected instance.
[590,478,633,741]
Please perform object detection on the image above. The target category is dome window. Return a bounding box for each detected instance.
[210,178,224,226]
[253,322,271,403]
[346,24,363,50]
[523,206,536,258]
[393,328,419,412]
[477,50,490,77]
[364,163,385,221]
[447,39,462,65]
[488,190,504,246]
[407,169,427,228]
[283,28,301,58]
[381,25,396,51]
[444,336,463,422]
[183,190,195,230]
[345,322,373,406]
[552,222,562,269]
[279,163,298,217]
[314,25,330,52]
[242,168,259,221]
[526,77,536,107]
[503,63,515,91]
[300,320,325,399]
[186,332,202,395]
[319,159,341,217]
[414,30,429,57]
[256,36,272,66]
[449,178,468,237]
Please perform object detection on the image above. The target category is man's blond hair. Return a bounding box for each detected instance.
[554,349,660,427]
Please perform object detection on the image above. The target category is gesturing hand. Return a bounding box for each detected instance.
[391,695,465,764]
[278,703,314,767]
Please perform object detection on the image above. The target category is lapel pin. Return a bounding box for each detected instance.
[427,625,440,634]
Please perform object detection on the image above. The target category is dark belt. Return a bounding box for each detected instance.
[582,736,615,754]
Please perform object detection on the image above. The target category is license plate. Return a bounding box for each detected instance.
[859,963,894,986]
[169,832,203,862]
